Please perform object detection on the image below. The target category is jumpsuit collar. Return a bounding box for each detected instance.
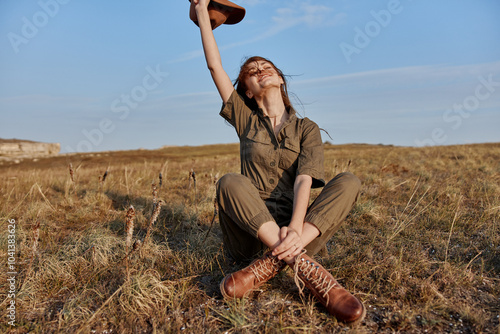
[256,106,297,143]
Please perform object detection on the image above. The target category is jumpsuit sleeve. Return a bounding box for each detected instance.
[297,118,326,188]
[219,90,253,138]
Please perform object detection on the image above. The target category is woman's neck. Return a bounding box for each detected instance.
[254,88,286,118]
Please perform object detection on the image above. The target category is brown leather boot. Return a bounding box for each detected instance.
[293,253,365,324]
[220,251,286,299]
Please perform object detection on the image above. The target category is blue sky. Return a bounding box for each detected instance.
[1,0,499,153]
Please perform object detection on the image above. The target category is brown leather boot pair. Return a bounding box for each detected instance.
[220,251,365,324]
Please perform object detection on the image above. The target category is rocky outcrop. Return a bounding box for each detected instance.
[0,139,60,158]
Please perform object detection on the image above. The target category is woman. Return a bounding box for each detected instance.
[193,0,365,324]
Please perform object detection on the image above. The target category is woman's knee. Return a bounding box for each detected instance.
[340,172,361,191]
[328,172,362,195]
[217,173,252,197]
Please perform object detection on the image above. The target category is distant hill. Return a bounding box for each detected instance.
[0,138,60,160]
[0,138,39,143]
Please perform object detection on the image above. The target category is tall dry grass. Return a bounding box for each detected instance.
[0,143,498,333]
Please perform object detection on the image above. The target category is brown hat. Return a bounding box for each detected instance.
[189,0,246,30]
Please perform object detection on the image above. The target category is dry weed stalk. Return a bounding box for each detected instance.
[189,169,197,190]
[68,163,75,182]
[125,206,135,252]
[99,170,109,192]
[151,182,158,212]
[125,205,135,280]
[189,168,197,205]
[143,199,164,245]
[124,166,130,195]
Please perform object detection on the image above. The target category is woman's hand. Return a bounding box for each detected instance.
[272,226,303,261]
[193,0,210,11]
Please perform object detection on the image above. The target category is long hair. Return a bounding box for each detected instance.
[234,56,292,111]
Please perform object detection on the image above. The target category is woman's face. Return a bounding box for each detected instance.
[243,60,284,99]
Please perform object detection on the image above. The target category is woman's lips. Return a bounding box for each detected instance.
[258,74,270,82]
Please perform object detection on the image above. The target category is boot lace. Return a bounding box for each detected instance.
[293,250,339,305]
[250,253,284,282]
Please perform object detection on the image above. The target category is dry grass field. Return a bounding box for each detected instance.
[1,142,499,333]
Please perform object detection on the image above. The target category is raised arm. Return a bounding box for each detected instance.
[194,0,234,103]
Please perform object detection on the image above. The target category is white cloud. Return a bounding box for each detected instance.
[0,94,97,105]
[167,49,205,64]
[290,61,500,120]
[272,1,346,29]
[295,61,500,94]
